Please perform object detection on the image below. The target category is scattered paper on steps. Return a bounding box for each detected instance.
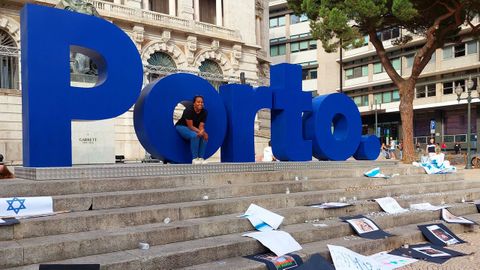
[410,203,448,211]
[375,197,409,214]
[364,167,399,179]
[239,204,284,231]
[243,230,302,257]
[0,196,53,218]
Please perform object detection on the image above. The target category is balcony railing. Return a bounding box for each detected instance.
[83,0,241,40]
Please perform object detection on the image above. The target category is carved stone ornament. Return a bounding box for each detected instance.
[160,30,171,43]
[211,40,220,51]
[186,35,197,65]
[132,25,145,44]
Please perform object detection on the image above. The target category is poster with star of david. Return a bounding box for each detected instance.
[0,197,53,218]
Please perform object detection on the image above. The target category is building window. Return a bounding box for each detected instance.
[269,16,285,28]
[0,30,19,90]
[454,44,466,57]
[270,44,286,56]
[372,58,400,74]
[199,59,225,90]
[374,90,399,104]
[442,80,464,95]
[345,65,368,80]
[467,40,478,54]
[406,54,414,68]
[146,51,177,82]
[290,40,316,53]
[149,0,169,14]
[376,27,400,42]
[199,0,217,24]
[290,13,308,24]
[353,95,369,107]
[302,68,317,80]
[416,84,436,99]
[290,33,311,40]
[270,37,286,44]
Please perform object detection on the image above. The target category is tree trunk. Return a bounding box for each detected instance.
[399,80,416,163]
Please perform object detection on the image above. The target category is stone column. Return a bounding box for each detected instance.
[194,0,200,21]
[255,16,261,45]
[141,0,149,10]
[434,110,443,144]
[215,0,222,26]
[178,0,194,20]
[169,0,176,16]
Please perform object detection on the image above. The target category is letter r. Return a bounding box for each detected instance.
[21,5,143,167]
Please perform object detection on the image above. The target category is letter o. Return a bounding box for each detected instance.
[303,93,362,160]
[133,73,227,163]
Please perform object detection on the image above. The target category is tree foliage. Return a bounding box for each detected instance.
[289,0,480,162]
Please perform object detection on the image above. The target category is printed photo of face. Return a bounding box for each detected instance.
[413,246,451,257]
[427,225,460,245]
[347,218,379,233]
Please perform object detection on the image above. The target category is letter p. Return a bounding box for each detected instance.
[21,5,143,167]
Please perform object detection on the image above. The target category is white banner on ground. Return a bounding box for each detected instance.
[410,203,448,211]
[243,230,302,257]
[441,208,475,224]
[369,252,417,269]
[241,204,284,231]
[375,197,409,214]
[328,245,382,270]
[0,197,53,218]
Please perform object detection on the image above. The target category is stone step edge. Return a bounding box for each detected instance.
[9,210,479,270]
[49,172,459,204]
[1,200,478,268]
[181,213,480,270]
[5,179,479,241]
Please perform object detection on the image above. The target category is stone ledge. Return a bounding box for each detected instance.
[14,160,398,181]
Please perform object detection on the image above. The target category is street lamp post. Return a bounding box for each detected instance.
[455,76,479,169]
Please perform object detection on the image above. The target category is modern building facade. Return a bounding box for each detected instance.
[0,0,270,164]
[269,0,480,150]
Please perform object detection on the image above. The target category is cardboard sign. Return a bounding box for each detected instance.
[418,223,465,246]
[342,215,392,239]
[245,253,303,270]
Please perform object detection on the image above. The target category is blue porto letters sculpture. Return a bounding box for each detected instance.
[21,4,379,167]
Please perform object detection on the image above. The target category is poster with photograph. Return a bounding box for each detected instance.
[245,253,303,270]
[418,223,466,246]
[441,208,476,225]
[296,253,335,270]
[390,244,466,264]
[342,215,392,239]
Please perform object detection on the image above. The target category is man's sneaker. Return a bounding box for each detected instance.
[192,158,202,165]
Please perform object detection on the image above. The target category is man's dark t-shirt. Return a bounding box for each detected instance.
[176,105,207,128]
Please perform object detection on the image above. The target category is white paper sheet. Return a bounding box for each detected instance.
[328,245,382,270]
[243,204,284,230]
[369,252,418,270]
[375,197,409,214]
[441,208,474,224]
[243,230,302,257]
[309,202,352,209]
[410,203,448,211]
[0,219,4,224]
[0,197,53,218]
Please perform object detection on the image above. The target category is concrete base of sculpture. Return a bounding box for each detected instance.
[14,160,396,180]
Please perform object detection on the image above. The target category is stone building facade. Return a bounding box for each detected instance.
[0,0,270,164]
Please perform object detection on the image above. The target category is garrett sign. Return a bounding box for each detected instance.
[21,4,379,167]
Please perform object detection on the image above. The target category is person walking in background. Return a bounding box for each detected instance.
[441,142,447,152]
[416,142,421,153]
[262,141,276,162]
[381,143,390,159]
[0,154,14,179]
[426,138,436,157]
[389,137,397,159]
[454,143,461,154]
[398,140,403,160]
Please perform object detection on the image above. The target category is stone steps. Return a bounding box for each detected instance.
[49,173,461,212]
[4,203,478,269]
[0,181,477,268]
[0,163,474,269]
[0,165,416,197]
[1,175,470,241]
[186,213,480,270]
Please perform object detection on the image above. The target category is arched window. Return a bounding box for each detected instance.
[0,29,19,90]
[199,59,225,90]
[146,52,177,82]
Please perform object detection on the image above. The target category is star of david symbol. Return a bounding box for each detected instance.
[6,197,26,214]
